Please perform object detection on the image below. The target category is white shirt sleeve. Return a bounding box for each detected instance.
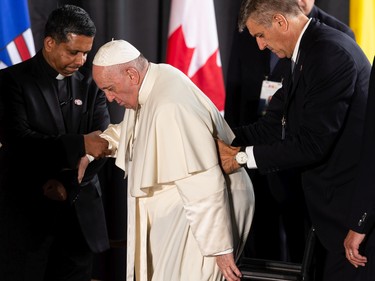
[213,249,233,256]
[86,154,95,163]
[245,146,258,168]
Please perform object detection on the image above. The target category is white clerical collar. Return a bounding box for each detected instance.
[138,63,151,105]
[56,73,65,80]
[292,18,312,64]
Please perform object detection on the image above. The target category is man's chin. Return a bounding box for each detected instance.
[273,52,285,59]
[63,72,75,77]
[64,68,80,76]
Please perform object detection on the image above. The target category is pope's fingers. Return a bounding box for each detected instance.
[223,267,241,281]
[216,254,241,281]
[94,148,112,159]
[231,264,242,278]
[103,148,112,156]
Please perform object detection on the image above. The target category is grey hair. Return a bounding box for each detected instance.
[106,54,148,77]
[126,53,148,72]
[238,0,302,32]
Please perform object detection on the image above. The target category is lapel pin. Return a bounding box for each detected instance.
[74,99,82,105]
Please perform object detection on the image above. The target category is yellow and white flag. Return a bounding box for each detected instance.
[350,0,375,62]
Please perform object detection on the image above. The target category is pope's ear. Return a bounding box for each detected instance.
[126,67,140,84]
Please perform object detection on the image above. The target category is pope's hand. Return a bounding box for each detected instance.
[216,253,242,281]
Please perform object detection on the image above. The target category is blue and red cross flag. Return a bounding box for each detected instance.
[0,0,35,69]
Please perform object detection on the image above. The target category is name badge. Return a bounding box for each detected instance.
[258,80,282,115]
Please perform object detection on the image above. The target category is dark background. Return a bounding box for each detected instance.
[25,0,350,280]
[28,0,350,102]
[27,0,350,128]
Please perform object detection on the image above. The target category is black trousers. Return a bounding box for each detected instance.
[1,202,93,281]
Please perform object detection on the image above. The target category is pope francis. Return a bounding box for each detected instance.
[90,40,255,281]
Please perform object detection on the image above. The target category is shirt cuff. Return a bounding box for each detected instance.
[212,248,233,256]
[86,154,95,163]
[245,146,257,168]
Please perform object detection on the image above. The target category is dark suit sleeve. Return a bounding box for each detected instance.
[311,6,356,41]
[79,82,110,184]
[347,57,375,234]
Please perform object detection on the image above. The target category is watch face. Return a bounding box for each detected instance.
[235,151,248,165]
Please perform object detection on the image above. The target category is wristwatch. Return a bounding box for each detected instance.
[235,146,248,167]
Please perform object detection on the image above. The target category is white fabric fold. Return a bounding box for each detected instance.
[176,166,232,256]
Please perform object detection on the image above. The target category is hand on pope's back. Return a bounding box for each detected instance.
[215,138,241,174]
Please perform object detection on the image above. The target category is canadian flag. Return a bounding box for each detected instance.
[166,0,225,112]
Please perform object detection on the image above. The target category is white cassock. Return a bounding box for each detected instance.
[101,63,255,281]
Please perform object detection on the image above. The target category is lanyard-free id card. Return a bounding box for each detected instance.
[258,80,282,116]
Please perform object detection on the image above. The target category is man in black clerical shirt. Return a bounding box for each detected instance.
[0,5,110,281]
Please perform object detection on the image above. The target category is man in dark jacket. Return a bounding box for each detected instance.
[0,5,110,281]
[224,0,355,262]
[217,0,371,280]
[343,56,375,281]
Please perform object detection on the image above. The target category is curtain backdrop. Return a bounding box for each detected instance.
[27,0,350,92]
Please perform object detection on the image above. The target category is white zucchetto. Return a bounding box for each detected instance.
[93,39,140,66]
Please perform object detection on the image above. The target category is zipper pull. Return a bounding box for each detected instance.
[281,115,286,140]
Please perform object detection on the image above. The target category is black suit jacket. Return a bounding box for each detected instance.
[309,5,355,40]
[233,19,371,251]
[348,57,375,246]
[0,50,110,253]
[224,5,355,128]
